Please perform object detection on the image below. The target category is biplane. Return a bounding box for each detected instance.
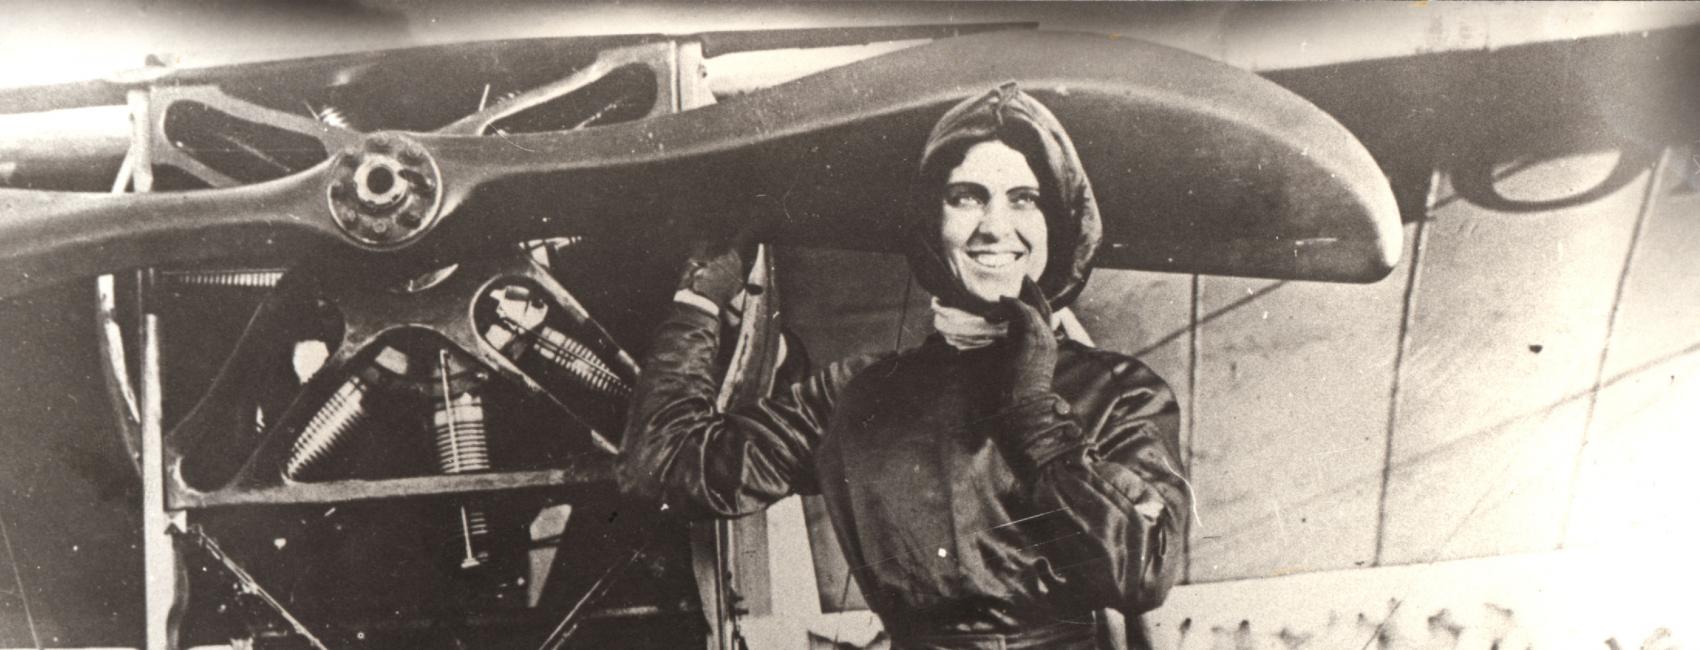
[0,4,1695,649]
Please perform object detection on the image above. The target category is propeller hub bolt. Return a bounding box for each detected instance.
[354,159,408,210]
[327,133,443,249]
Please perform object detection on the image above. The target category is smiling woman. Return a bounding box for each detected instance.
[619,85,1189,650]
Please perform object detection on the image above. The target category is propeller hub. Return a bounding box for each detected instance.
[328,133,443,248]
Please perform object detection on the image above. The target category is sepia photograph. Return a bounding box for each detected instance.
[0,2,1696,648]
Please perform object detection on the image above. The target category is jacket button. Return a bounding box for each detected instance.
[1052,399,1071,416]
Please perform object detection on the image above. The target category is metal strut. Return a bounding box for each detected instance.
[178,524,331,650]
[535,539,653,650]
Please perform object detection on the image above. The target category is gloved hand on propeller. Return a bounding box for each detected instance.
[675,205,771,316]
[997,277,1058,405]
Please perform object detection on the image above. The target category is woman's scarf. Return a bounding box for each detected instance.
[931,298,1070,350]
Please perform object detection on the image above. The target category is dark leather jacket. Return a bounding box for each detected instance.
[618,303,1190,644]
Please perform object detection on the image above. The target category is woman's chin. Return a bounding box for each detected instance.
[961,280,1022,305]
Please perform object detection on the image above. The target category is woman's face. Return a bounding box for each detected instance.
[939,140,1048,305]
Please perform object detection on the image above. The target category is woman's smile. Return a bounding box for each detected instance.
[967,250,1024,268]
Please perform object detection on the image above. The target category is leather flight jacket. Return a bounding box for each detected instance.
[619,304,1191,648]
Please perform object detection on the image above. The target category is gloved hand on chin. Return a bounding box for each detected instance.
[997,277,1057,405]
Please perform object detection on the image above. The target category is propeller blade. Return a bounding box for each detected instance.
[0,30,1402,299]
[0,169,339,297]
[413,29,1402,282]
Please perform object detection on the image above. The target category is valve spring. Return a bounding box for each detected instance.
[433,354,495,570]
[315,104,355,131]
[530,326,630,397]
[451,507,493,568]
[431,390,491,475]
[463,510,491,546]
[283,375,371,480]
[159,269,284,288]
[461,509,491,537]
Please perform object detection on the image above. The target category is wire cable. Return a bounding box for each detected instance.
[0,510,42,650]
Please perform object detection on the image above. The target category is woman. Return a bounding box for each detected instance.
[619,84,1190,650]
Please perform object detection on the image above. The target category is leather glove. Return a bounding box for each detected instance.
[997,277,1057,404]
[677,218,763,312]
[677,243,746,311]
